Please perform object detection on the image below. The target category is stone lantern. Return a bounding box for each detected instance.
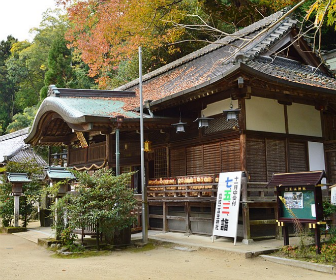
[46,167,76,227]
[7,173,31,227]
[46,167,76,197]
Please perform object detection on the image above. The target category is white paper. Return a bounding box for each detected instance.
[311,204,316,218]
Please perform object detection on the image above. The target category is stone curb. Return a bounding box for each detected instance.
[260,255,335,274]
[0,227,27,234]
[148,236,279,259]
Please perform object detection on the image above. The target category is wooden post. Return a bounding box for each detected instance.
[242,173,253,244]
[185,202,191,235]
[14,195,20,227]
[315,226,321,254]
[274,206,281,239]
[283,224,289,246]
[106,134,113,169]
[239,98,246,172]
[163,202,168,232]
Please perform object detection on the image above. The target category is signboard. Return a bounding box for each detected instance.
[212,171,242,245]
[331,186,336,205]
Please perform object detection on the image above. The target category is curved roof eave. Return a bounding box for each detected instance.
[25,97,92,144]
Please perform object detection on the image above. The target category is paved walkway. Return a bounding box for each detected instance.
[12,221,300,258]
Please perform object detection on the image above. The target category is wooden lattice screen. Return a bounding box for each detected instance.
[247,137,267,182]
[325,141,336,184]
[247,137,308,182]
[170,139,240,177]
[266,139,286,181]
[170,148,186,177]
[154,147,168,178]
[288,141,308,173]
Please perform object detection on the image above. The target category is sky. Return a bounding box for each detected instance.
[0,0,59,42]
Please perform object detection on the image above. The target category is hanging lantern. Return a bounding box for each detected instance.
[194,115,213,128]
[223,100,241,121]
[172,120,187,133]
[144,141,152,152]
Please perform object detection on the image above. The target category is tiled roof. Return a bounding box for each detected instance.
[114,10,335,105]
[0,128,29,163]
[0,128,47,166]
[247,56,336,91]
[116,10,288,92]
[9,145,47,167]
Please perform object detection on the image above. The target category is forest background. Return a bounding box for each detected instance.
[0,0,335,136]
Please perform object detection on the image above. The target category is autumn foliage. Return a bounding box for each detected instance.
[57,0,336,89]
[58,0,193,88]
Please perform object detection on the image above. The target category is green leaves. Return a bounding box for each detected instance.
[53,169,137,246]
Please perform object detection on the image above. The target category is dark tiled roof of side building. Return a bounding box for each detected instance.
[8,145,47,167]
[0,128,47,166]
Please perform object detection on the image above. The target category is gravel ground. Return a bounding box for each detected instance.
[0,233,333,280]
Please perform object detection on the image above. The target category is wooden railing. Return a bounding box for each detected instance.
[69,142,106,166]
[245,182,276,202]
[147,175,217,200]
[146,176,275,202]
[147,184,217,199]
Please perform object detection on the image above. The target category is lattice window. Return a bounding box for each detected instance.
[170,148,186,177]
[204,115,238,134]
[247,137,267,182]
[154,147,168,178]
[221,139,240,172]
[266,139,286,181]
[288,141,308,172]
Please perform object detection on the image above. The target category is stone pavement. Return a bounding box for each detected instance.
[14,221,295,258]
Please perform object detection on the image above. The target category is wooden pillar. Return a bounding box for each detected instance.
[48,146,52,166]
[14,195,20,227]
[241,173,253,244]
[185,202,191,235]
[315,226,321,254]
[163,202,168,232]
[66,145,70,167]
[283,225,289,246]
[106,134,113,169]
[239,98,247,172]
[275,206,281,239]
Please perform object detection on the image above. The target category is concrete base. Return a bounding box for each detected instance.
[261,255,335,274]
[242,238,254,245]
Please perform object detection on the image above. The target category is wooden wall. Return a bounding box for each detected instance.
[246,135,309,183]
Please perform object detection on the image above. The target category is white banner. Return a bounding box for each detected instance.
[212,171,242,245]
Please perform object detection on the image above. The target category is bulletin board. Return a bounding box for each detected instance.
[277,185,323,222]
